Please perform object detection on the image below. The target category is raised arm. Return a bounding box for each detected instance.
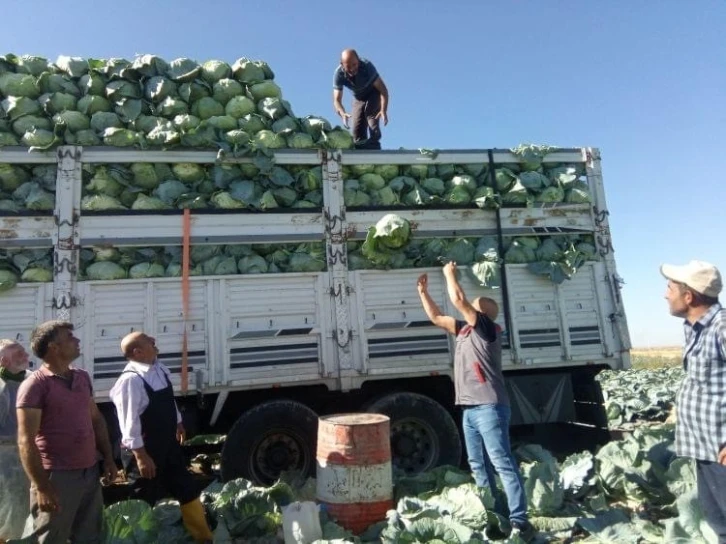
[417,273,457,334]
[17,407,58,512]
[443,262,478,327]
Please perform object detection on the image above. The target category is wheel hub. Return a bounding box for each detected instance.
[253,432,304,483]
[390,418,439,474]
[393,434,416,457]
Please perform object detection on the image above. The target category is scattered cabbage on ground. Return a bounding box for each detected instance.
[96,367,706,544]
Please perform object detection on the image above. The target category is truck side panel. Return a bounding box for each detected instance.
[0,147,631,479]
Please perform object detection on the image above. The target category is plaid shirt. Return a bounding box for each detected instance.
[676,303,726,461]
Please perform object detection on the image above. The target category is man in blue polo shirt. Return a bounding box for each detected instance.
[333,49,389,150]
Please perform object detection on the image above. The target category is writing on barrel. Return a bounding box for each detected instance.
[316,413,394,534]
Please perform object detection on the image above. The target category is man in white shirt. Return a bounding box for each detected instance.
[109,332,212,543]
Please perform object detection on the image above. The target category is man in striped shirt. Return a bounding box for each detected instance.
[662,260,726,539]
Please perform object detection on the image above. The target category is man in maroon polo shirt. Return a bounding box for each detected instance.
[16,320,117,543]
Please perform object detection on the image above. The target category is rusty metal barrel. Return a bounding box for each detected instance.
[316,413,394,534]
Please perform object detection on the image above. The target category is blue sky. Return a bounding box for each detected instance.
[4,0,724,347]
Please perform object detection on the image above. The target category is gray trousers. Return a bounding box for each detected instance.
[29,466,103,544]
[697,460,726,542]
[351,89,382,149]
[0,445,30,540]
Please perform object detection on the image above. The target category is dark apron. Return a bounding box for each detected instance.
[121,371,197,505]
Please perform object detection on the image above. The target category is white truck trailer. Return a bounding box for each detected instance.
[0,145,631,484]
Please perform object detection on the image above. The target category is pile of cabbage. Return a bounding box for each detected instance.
[350,231,598,286]
[343,154,592,209]
[0,158,593,213]
[0,163,56,211]
[0,244,326,289]
[0,248,53,291]
[0,53,353,151]
[77,244,326,280]
[80,161,324,211]
[1,161,327,212]
[0,231,597,289]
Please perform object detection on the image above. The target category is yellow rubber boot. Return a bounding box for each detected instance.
[180,498,214,543]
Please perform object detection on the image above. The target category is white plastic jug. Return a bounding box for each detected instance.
[282,501,323,544]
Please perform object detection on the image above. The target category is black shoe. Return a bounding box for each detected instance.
[511,520,536,542]
[484,524,508,540]
[354,138,381,150]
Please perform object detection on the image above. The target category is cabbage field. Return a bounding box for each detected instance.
[29,364,710,544]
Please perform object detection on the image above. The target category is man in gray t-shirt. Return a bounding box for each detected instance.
[417,262,534,542]
[332,49,389,149]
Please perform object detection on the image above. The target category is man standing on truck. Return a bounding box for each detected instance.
[417,263,535,542]
[110,332,213,543]
[662,260,726,540]
[16,320,117,543]
[0,340,32,541]
[333,48,389,150]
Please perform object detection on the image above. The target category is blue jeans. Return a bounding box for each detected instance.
[462,403,528,525]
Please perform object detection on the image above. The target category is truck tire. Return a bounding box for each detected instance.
[366,392,462,474]
[221,399,318,485]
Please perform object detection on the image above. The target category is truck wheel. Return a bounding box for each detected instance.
[366,392,462,474]
[221,400,318,485]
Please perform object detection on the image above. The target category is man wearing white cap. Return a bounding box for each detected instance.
[661,260,726,539]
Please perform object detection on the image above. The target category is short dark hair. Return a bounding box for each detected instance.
[675,282,719,307]
[30,320,74,359]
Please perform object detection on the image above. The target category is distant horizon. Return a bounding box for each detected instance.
[630,345,681,351]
